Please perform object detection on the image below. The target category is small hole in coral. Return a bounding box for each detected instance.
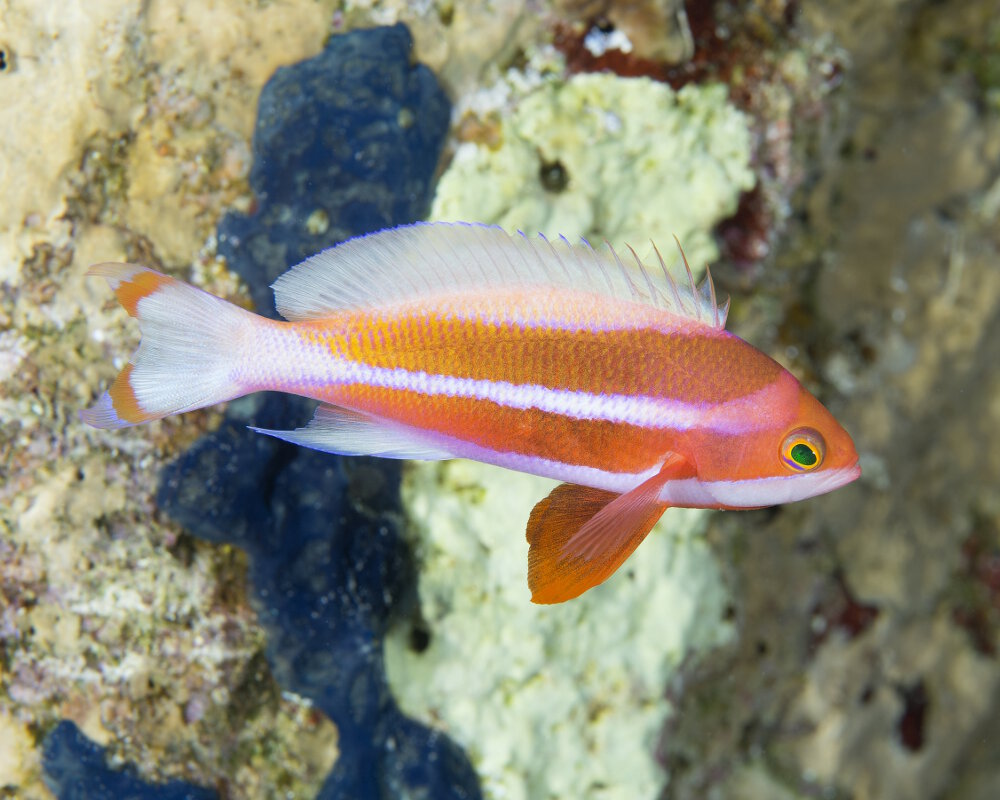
[409,624,431,653]
[896,680,928,751]
[539,159,570,193]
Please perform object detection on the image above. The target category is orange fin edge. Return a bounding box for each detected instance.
[526,461,688,604]
[526,453,692,604]
[88,262,172,318]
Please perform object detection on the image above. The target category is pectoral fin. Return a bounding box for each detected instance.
[526,457,688,604]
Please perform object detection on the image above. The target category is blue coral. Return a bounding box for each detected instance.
[44,24,482,800]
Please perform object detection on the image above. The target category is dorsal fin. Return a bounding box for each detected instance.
[271,222,727,329]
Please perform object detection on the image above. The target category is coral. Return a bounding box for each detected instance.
[0,710,40,796]
[27,20,738,798]
[0,0,332,287]
[156,397,480,799]
[378,34,746,800]
[13,1,998,799]
[552,0,693,63]
[553,0,848,273]
[28,19,470,800]
[2,3,350,795]
[338,0,544,97]
[431,71,755,269]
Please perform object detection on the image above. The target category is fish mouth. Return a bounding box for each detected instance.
[835,460,862,486]
[815,461,862,496]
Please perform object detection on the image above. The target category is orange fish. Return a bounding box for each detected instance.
[83,222,860,603]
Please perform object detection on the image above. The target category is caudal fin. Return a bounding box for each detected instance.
[82,263,258,429]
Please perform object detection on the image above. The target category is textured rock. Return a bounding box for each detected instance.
[27,19,466,800]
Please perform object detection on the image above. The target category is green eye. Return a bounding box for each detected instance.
[790,443,818,467]
[781,429,825,472]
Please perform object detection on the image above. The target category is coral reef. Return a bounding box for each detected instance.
[383,36,753,800]
[0,0,333,287]
[1,2,348,796]
[0,2,803,797]
[156,397,479,799]
[552,0,848,272]
[5,0,998,798]
[432,71,755,268]
[552,0,693,64]
[29,21,472,800]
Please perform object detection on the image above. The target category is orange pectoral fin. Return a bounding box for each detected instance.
[526,457,687,604]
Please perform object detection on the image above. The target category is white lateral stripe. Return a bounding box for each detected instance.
[311,358,774,434]
[442,438,661,494]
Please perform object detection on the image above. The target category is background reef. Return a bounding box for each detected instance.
[2,1,1000,799]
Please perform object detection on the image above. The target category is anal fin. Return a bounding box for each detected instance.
[526,456,688,604]
[250,403,455,460]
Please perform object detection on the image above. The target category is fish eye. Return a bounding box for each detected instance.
[781,428,825,472]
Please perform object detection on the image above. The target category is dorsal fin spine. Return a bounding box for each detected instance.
[438,227,472,286]
[607,242,641,302]
[511,231,535,277]
[706,265,720,328]
[482,234,501,286]
[672,235,699,321]
[543,234,573,283]
[466,230,493,285]
[652,240,685,314]
[626,243,660,306]
[590,239,618,295]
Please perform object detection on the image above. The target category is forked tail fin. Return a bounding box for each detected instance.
[81,263,259,429]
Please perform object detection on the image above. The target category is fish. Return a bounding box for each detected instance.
[82,221,860,603]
